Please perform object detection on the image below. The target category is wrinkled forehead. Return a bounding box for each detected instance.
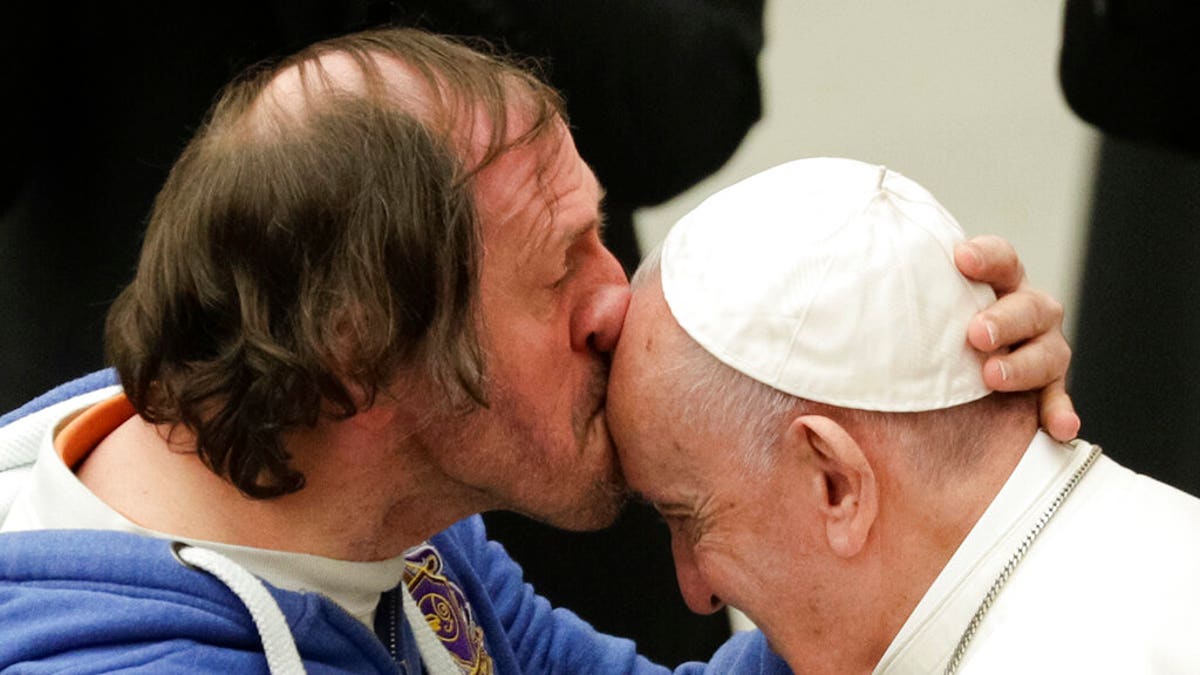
[608,279,709,500]
[609,279,683,432]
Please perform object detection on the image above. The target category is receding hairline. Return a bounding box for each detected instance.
[220,30,566,174]
[243,51,430,138]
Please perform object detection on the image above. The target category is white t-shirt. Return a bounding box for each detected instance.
[0,385,408,628]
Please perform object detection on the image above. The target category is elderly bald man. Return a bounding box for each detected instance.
[609,157,1200,674]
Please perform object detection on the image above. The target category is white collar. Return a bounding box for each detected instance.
[874,431,1099,673]
[0,392,408,628]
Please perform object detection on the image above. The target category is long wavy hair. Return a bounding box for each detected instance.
[105,28,564,498]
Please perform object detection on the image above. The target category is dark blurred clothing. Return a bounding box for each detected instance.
[1067,138,1200,498]
[1060,0,1200,497]
[390,0,765,273]
[1,1,764,664]
[1059,0,1200,155]
[1,2,377,414]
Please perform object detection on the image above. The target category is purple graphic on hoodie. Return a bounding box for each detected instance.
[404,544,494,674]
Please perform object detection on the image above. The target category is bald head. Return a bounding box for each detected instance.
[249,51,431,133]
[228,28,563,177]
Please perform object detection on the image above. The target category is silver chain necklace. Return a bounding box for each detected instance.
[943,444,1103,674]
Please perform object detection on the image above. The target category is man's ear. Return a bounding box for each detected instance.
[784,415,878,558]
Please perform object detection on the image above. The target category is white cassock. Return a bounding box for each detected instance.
[876,431,1200,674]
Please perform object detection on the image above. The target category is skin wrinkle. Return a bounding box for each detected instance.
[483,125,600,288]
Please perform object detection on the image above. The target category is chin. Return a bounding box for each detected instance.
[541,411,628,530]
[533,461,629,532]
[542,490,627,531]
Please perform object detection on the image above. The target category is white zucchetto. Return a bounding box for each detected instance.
[660,157,995,412]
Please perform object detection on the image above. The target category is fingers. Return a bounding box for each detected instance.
[981,333,1079,440]
[981,331,1071,392]
[1038,379,1082,442]
[978,335,1080,440]
[958,234,1080,439]
[968,288,1065,353]
[955,235,1025,295]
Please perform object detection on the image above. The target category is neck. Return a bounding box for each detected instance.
[775,426,1036,674]
[78,409,487,561]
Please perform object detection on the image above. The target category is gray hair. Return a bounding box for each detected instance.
[632,246,801,474]
[631,245,1037,482]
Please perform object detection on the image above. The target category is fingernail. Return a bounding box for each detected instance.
[985,321,998,347]
[998,361,1010,382]
[964,243,983,268]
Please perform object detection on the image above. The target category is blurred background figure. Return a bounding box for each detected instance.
[0,0,764,664]
[2,2,380,413]
[1058,0,1200,498]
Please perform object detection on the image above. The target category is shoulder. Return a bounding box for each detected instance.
[0,530,259,668]
[1,371,123,523]
[0,529,392,673]
[431,514,488,548]
[0,369,121,471]
[968,448,1200,670]
[0,369,119,428]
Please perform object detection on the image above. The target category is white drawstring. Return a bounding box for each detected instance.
[401,579,463,675]
[174,540,463,675]
[171,542,306,675]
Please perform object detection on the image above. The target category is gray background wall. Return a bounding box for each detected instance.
[636,1,1098,324]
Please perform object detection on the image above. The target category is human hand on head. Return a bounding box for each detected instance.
[954,235,1080,442]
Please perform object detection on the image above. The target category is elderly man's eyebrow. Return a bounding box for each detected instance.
[533,188,606,260]
[562,177,607,246]
[573,184,608,241]
[629,490,692,516]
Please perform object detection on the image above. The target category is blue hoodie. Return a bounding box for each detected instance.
[0,372,791,674]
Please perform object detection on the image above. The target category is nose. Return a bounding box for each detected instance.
[570,249,630,353]
[672,534,725,615]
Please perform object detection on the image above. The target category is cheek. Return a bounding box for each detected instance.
[607,347,641,432]
[484,308,572,388]
[483,329,591,443]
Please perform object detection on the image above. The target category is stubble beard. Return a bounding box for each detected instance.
[450,358,630,531]
[543,360,628,530]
